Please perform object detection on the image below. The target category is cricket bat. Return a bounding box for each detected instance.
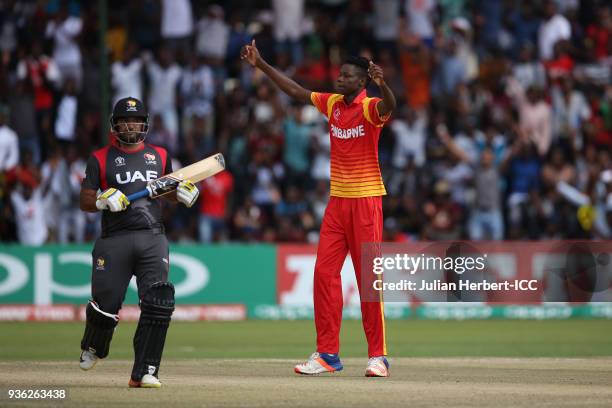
[127,153,225,201]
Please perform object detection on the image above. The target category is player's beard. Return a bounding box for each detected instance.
[116,131,146,145]
[114,122,148,145]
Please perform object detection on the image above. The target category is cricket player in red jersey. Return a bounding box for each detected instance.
[241,40,396,377]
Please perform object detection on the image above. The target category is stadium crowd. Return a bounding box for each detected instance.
[0,0,611,245]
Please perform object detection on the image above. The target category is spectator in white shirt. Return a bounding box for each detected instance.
[180,55,215,135]
[391,106,427,169]
[45,6,82,88]
[40,145,69,241]
[54,78,78,142]
[0,105,19,171]
[453,116,482,165]
[451,18,479,82]
[551,77,591,145]
[10,177,49,246]
[144,48,182,140]
[195,4,229,71]
[111,43,143,105]
[160,0,193,61]
[538,0,571,61]
[404,0,436,46]
[373,0,400,51]
[272,0,304,64]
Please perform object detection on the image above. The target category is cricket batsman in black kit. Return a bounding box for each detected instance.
[78,97,199,388]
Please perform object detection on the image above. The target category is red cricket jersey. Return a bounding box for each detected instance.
[311,90,390,198]
[199,171,234,218]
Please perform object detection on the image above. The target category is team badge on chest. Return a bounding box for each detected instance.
[333,107,341,120]
[144,152,157,165]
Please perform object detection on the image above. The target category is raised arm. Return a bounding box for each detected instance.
[436,124,471,163]
[368,61,397,117]
[240,40,312,104]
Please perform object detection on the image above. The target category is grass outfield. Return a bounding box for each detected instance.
[1,319,612,360]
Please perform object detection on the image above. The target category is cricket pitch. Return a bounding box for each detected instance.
[1,357,611,407]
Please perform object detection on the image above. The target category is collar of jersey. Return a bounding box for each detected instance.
[110,134,146,153]
[340,89,367,106]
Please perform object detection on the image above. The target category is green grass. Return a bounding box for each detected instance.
[1,320,611,361]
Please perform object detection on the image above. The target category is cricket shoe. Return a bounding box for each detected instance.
[365,356,390,377]
[79,349,99,371]
[128,374,162,388]
[294,352,343,375]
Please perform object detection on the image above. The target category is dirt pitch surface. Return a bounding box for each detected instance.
[1,358,611,408]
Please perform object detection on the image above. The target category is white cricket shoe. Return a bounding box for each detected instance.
[79,349,99,371]
[365,356,390,377]
[129,374,162,388]
[294,352,343,375]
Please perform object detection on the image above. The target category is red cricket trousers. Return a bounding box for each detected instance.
[314,196,387,358]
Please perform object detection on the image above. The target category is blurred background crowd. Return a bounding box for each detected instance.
[0,0,611,245]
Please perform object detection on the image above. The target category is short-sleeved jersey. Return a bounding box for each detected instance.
[311,90,390,198]
[82,138,172,237]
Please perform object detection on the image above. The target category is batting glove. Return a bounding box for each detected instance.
[96,188,130,212]
[177,180,199,208]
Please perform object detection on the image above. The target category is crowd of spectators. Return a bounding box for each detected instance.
[0,0,611,245]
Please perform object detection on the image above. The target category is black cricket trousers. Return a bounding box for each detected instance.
[91,230,170,314]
